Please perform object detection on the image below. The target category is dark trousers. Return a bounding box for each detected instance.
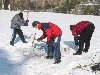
[78,23,95,53]
[11,29,25,44]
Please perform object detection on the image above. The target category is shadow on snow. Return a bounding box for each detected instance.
[14,43,48,67]
[33,43,48,53]
[14,34,32,44]
[62,41,78,52]
[0,48,19,75]
[0,42,48,74]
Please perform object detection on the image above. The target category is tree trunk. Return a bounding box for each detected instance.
[4,0,10,10]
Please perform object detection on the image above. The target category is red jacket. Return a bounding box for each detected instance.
[72,21,91,37]
[38,22,62,41]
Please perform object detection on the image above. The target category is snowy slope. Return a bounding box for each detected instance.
[0,10,100,75]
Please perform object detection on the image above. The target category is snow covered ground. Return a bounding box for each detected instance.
[0,10,100,75]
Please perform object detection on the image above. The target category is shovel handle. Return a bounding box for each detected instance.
[64,45,76,51]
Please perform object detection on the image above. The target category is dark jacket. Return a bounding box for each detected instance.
[11,14,27,29]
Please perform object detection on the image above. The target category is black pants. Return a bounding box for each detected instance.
[11,29,25,44]
[78,23,95,53]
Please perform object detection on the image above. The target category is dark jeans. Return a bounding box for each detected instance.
[11,29,25,44]
[78,23,95,53]
[48,34,62,61]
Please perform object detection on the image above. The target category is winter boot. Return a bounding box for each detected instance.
[10,41,14,46]
[53,60,61,64]
[46,56,53,59]
[23,41,28,43]
[83,49,88,53]
[46,52,53,59]
[73,52,82,55]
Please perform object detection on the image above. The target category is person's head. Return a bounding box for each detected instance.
[32,21,40,28]
[18,12,23,19]
[70,25,72,31]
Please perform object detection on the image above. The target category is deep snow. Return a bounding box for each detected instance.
[0,10,100,75]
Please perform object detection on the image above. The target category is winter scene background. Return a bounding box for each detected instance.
[0,10,100,75]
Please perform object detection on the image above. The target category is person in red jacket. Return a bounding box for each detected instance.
[70,21,95,55]
[32,21,62,64]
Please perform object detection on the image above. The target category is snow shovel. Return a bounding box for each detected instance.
[64,45,76,51]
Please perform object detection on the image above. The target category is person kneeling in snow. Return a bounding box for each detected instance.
[10,12,29,46]
[32,21,62,64]
[70,21,95,55]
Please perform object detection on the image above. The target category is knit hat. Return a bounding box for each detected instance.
[18,12,23,19]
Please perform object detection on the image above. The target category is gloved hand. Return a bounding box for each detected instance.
[26,20,29,22]
[46,41,50,45]
[37,38,42,42]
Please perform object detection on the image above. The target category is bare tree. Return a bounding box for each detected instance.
[4,0,10,10]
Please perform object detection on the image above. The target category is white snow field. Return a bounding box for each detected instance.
[0,10,100,75]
